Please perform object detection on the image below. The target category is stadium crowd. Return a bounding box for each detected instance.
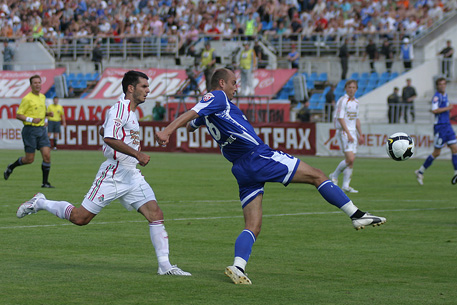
[0,0,456,53]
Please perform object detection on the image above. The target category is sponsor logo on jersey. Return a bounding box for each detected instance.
[203,93,214,102]
[113,118,122,127]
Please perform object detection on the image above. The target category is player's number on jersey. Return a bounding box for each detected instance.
[205,117,221,140]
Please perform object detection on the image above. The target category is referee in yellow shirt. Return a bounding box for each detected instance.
[47,96,66,150]
[4,75,55,188]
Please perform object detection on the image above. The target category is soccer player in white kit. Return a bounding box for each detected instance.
[16,71,191,276]
[329,80,364,193]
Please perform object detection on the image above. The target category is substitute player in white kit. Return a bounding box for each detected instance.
[16,71,191,276]
[329,80,364,193]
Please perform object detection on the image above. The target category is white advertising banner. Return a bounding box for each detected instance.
[316,123,457,160]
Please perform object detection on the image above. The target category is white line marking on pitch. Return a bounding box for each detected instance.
[1,207,455,230]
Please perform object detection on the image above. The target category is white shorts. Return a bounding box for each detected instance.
[336,129,358,153]
[81,160,156,214]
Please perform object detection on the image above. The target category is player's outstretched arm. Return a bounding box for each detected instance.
[155,110,199,146]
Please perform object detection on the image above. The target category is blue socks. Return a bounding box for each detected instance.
[317,180,350,208]
[423,155,435,170]
[234,229,256,270]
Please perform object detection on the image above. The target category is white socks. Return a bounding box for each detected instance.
[35,198,74,220]
[340,201,358,217]
[333,160,348,177]
[149,220,172,272]
[342,167,353,189]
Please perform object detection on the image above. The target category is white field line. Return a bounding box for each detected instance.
[1,206,455,230]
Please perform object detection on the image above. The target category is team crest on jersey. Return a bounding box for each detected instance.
[98,194,105,202]
[203,93,214,102]
[433,96,439,102]
[113,118,122,127]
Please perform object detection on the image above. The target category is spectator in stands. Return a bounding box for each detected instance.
[437,40,454,79]
[363,39,377,73]
[387,87,400,124]
[239,41,257,96]
[380,39,394,73]
[297,101,311,123]
[402,78,417,123]
[92,41,103,72]
[401,37,414,71]
[200,41,217,93]
[153,101,166,121]
[244,11,258,41]
[2,40,14,71]
[339,38,349,80]
[325,84,336,122]
[253,40,267,69]
[287,44,299,69]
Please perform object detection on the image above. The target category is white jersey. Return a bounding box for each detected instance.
[334,94,359,131]
[102,94,140,166]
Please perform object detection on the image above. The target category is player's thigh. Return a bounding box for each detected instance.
[119,172,157,212]
[290,160,326,186]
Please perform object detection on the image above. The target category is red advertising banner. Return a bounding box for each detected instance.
[0,100,290,122]
[0,68,66,98]
[451,104,457,125]
[87,68,297,99]
[56,121,316,156]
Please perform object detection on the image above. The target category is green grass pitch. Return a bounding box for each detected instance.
[1,149,456,304]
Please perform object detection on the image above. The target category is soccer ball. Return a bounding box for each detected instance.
[386,132,415,161]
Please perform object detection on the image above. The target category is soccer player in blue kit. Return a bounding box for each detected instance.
[155,68,386,285]
[415,77,457,185]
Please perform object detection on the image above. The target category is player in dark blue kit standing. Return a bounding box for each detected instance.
[415,77,457,185]
[155,68,386,285]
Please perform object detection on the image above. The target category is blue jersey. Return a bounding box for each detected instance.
[431,91,450,125]
[190,90,264,162]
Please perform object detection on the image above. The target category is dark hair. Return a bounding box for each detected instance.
[29,74,41,85]
[436,77,446,86]
[210,68,231,90]
[122,70,149,94]
[344,79,358,89]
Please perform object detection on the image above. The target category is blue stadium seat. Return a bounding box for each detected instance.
[66,73,76,81]
[380,72,390,80]
[323,86,331,95]
[358,78,368,87]
[306,80,315,90]
[369,72,379,81]
[308,93,324,110]
[309,72,318,82]
[367,79,378,87]
[350,72,359,80]
[360,72,370,79]
[390,72,399,80]
[76,73,84,80]
[335,87,345,97]
[318,72,328,82]
[336,80,346,90]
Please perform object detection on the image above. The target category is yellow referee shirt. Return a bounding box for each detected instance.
[47,104,64,122]
[17,92,47,126]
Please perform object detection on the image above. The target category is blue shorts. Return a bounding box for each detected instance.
[47,121,61,134]
[22,125,51,153]
[434,124,457,149]
[231,144,300,208]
